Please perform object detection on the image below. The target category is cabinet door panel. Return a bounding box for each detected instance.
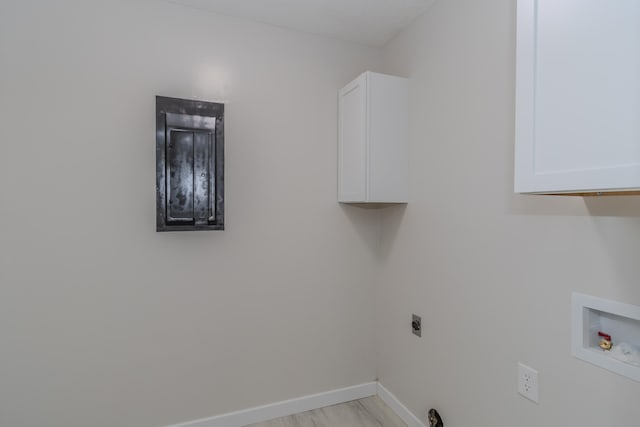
[515,0,640,193]
[339,76,367,202]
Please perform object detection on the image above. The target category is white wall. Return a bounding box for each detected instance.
[0,2,381,426]
[377,0,640,425]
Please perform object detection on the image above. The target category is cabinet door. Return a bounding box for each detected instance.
[515,0,640,193]
[338,74,368,202]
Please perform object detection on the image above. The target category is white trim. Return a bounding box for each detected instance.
[165,382,377,427]
[376,383,426,427]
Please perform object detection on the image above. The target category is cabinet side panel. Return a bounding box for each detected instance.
[368,73,409,202]
[338,78,367,202]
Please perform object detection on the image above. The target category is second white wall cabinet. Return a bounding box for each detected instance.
[338,71,408,203]
[515,0,640,194]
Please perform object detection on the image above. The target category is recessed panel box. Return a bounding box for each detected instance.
[572,293,640,382]
[156,96,224,232]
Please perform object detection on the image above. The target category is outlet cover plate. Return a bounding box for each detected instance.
[518,362,539,403]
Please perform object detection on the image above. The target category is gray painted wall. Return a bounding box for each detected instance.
[3,1,640,426]
[0,1,381,426]
[377,0,640,425]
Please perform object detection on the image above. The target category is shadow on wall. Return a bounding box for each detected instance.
[376,203,408,260]
[507,193,640,218]
[339,203,382,255]
[507,192,589,217]
[583,196,640,218]
[507,190,640,298]
[339,203,408,259]
[584,197,640,304]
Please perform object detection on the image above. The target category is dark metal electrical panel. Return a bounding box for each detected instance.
[156,96,224,232]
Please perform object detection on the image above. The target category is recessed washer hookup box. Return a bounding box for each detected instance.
[572,293,640,382]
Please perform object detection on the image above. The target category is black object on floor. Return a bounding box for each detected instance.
[428,408,443,427]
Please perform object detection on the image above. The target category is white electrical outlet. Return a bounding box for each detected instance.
[517,362,539,403]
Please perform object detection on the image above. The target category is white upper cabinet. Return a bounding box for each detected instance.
[338,71,409,203]
[515,0,640,194]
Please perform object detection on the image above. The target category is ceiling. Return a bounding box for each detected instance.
[168,0,435,47]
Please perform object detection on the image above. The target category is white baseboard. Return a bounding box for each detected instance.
[376,383,426,427]
[165,382,377,427]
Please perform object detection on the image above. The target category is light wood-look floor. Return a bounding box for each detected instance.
[243,396,407,427]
